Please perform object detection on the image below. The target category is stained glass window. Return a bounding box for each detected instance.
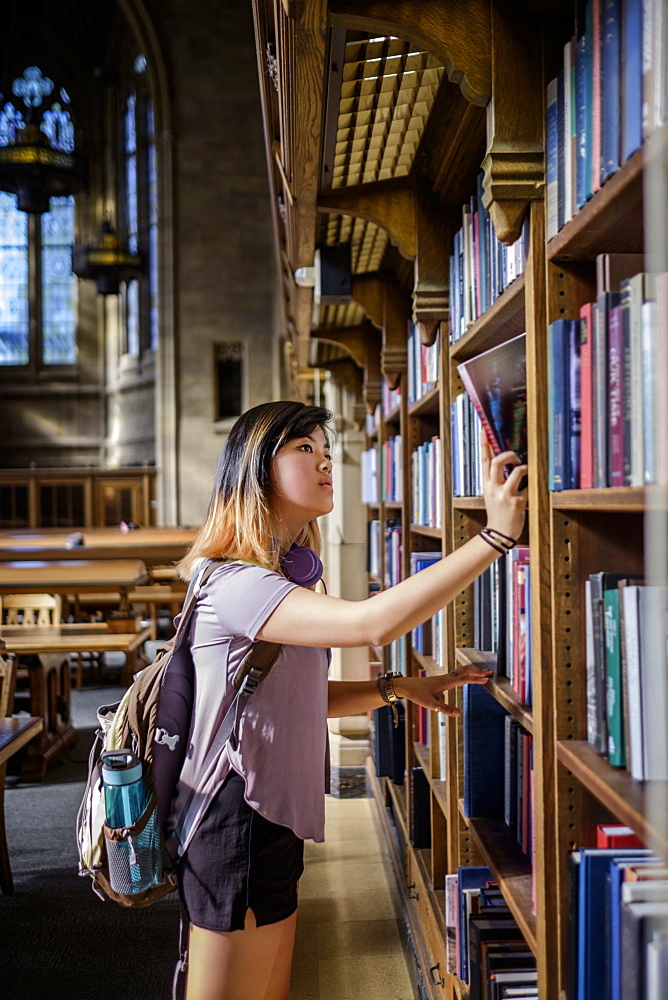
[0,192,29,365]
[125,93,138,255]
[41,197,76,364]
[147,103,159,350]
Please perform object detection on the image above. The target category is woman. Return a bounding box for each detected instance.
[171,399,527,1000]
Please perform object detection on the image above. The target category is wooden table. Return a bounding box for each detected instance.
[0,623,151,779]
[0,558,149,615]
[0,716,43,893]
[0,528,196,568]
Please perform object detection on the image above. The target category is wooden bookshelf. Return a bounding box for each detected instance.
[252,3,667,999]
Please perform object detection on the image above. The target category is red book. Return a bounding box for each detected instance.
[579,302,595,488]
[596,823,644,848]
[608,304,624,486]
[591,0,603,194]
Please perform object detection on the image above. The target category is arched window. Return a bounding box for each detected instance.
[120,55,158,357]
[0,66,77,370]
[0,192,77,368]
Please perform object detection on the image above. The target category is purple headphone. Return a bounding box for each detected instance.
[282,543,323,588]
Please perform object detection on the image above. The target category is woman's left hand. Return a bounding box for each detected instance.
[395,665,492,718]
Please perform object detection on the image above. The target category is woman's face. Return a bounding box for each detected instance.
[270,426,333,535]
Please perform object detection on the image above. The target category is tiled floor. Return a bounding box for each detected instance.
[291,794,415,1000]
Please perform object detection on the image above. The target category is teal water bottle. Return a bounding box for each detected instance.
[101,750,148,829]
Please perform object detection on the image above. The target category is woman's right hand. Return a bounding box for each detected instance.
[481,434,528,543]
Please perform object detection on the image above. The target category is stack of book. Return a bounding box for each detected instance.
[411,437,442,528]
[445,866,536,997]
[449,174,529,344]
[564,841,668,1000]
[547,266,668,490]
[410,551,441,654]
[585,574,668,780]
[407,323,440,406]
[546,0,666,239]
[452,391,484,497]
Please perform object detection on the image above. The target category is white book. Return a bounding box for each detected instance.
[622,584,646,780]
[639,586,668,781]
[626,273,648,487]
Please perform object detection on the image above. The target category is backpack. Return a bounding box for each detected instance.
[76,559,281,908]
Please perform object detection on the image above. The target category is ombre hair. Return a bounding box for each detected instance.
[179,400,333,580]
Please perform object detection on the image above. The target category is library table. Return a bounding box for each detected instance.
[0,715,43,892]
[0,623,151,779]
[0,558,149,616]
[0,527,196,568]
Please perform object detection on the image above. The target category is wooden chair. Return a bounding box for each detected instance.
[0,593,62,626]
[0,651,18,893]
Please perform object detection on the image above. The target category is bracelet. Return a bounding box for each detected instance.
[377,672,401,728]
[479,527,518,555]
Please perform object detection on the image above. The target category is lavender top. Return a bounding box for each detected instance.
[166,561,330,851]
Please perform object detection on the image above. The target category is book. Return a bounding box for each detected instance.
[575,30,588,211]
[601,0,622,182]
[638,585,668,780]
[604,587,625,765]
[621,900,668,998]
[546,76,559,239]
[594,291,620,486]
[411,765,431,849]
[463,684,508,818]
[548,319,571,491]
[622,0,643,161]
[607,304,624,486]
[445,873,458,973]
[579,302,595,488]
[596,824,644,848]
[607,852,659,1000]
[457,333,528,467]
[591,0,604,193]
[457,866,495,982]
[468,912,525,1000]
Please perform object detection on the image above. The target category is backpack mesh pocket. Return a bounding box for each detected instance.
[104,800,167,896]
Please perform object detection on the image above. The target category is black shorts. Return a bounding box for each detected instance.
[178,770,304,932]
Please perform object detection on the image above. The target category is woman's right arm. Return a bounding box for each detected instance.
[256,445,527,650]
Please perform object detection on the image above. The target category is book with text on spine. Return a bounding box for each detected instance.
[457,333,527,469]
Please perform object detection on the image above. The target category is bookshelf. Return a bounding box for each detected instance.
[252,1,668,997]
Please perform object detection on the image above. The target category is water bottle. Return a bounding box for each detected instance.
[101,750,148,829]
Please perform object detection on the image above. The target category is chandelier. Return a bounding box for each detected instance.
[0,65,86,214]
[72,219,143,295]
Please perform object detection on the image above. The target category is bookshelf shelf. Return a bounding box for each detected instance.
[411,523,443,539]
[547,148,644,261]
[550,487,646,511]
[384,500,403,511]
[410,386,440,418]
[384,403,401,427]
[450,275,526,364]
[413,650,442,676]
[556,741,668,856]
[455,650,533,732]
[452,496,485,510]
[414,740,447,812]
[459,802,537,954]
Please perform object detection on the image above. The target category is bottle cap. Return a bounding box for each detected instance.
[100,750,143,785]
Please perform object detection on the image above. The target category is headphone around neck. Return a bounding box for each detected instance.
[281,543,323,588]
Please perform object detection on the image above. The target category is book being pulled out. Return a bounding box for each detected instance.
[457,333,528,468]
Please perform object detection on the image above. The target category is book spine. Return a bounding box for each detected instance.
[608,304,625,486]
[568,318,582,488]
[592,0,604,192]
[557,67,566,231]
[546,77,559,240]
[622,0,643,160]
[620,282,634,485]
[585,0,595,200]
[576,32,588,210]
[580,302,595,488]
[601,0,622,181]
[604,588,626,766]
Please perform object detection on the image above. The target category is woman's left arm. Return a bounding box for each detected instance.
[327,665,493,719]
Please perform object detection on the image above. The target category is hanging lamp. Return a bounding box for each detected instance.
[72,218,143,295]
[0,65,86,214]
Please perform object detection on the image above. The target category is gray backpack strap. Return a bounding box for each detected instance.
[167,605,281,855]
[170,559,222,649]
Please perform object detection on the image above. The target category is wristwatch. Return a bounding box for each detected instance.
[377,671,402,728]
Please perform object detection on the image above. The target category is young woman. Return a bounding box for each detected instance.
[171,399,527,1000]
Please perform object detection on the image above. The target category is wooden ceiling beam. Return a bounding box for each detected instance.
[329,0,491,106]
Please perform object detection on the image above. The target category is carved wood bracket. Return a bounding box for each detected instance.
[352,273,409,391]
[329,0,491,106]
[318,179,416,260]
[312,321,382,412]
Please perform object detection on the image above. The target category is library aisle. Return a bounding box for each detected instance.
[292,794,415,1000]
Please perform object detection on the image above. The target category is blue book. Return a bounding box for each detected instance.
[584,1,595,200]
[476,172,489,314]
[622,0,643,161]
[557,67,566,231]
[601,0,622,182]
[548,319,572,490]
[568,318,582,488]
[575,33,588,210]
[411,766,431,849]
[457,865,494,983]
[463,684,508,818]
[546,77,559,240]
[577,847,653,1000]
[606,853,657,1000]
